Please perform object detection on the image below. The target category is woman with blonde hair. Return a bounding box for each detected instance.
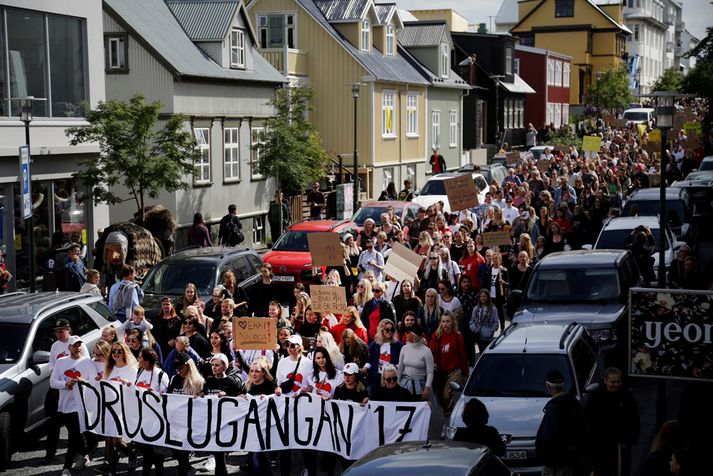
[339,328,369,369]
[175,283,201,318]
[221,271,237,299]
[343,234,361,270]
[314,329,345,370]
[104,342,139,473]
[291,291,312,329]
[330,306,368,344]
[418,287,443,340]
[352,278,373,313]
[517,232,535,262]
[167,353,205,475]
[366,319,402,396]
[358,218,377,249]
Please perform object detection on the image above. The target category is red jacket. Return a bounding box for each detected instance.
[429,331,469,376]
[330,322,368,345]
[460,252,486,289]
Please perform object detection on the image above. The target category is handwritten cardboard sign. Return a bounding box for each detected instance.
[307,232,344,267]
[383,241,424,283]
[444,174,478,211]
[482,230,513,248]
[310,285,348,314]
[232,317,277,350]
[536,159,551,173]
[582,135,602,153]
[506,151,521,165]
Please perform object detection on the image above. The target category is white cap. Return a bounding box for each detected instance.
[210,353,230,368]
[286,334,303,346]
[343,362,359,375]
[67,335,83,346]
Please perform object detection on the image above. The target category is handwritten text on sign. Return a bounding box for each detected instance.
[233,317,277,350]
[310,285,348,314]
[307,233,344,267]
[444,174,478,211]
[482,230,513,248]
[75,380,431,459]
[383,242,424,283]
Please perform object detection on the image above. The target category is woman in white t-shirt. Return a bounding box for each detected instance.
[134,348,168,475]
[105,342,138,473]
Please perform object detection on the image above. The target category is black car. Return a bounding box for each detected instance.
[343,441,514,476]
[140,247,262,316]
[622,187,690,240]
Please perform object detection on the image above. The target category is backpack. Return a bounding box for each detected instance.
[111,281,138,315]
[225,217,244,245]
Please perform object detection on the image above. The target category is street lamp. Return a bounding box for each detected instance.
[351,83,360,213]
[596,71,602,110]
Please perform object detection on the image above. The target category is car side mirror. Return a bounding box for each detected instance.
[585,382,600,393]
[448,381,462,392]
[31,350,51,365]
[582,244,593,251]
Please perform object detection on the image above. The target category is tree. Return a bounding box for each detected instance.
[651,67,682,93]
[681,26,713,135]
[588,65,634,112]
[257,86,330,196]
[66,94,199,219]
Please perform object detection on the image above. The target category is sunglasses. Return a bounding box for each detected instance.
[111,349,124,355]
[127,338,138,344]
[373,289,383,293]
[288,343,300,349]
[385,377,398,383]
[384,328,394,333]
[184,321,193,325]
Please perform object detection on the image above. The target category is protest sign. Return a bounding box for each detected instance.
[383,242,424,283]
[310,285,348,314]
[232,317,277,350]
[536,159,551,173]
[444,174,477,211]
[582,135,602,152]
[75,381,431,459]
[629,288,713,381]
[482,230,512,248]
[506,151,521,165]
[307,233,344,267]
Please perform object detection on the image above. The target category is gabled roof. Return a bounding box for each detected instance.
[104,0,285,83]
[295,0,430,85]
[373,3,402,28]
[399,21,449,48]
[512,0,631,35]
[314,0,372,22]
[495,0,518,26]
[166,0,239,41]
[398,44,470,90]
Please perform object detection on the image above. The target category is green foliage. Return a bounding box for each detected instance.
[588,65,634,111]
[257,86,330,196]
[545,126,582,150]
[66,94,199,217]
[681,26,713,127]
[651,67,682,93]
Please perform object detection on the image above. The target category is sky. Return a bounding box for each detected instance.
[397,0,711,40]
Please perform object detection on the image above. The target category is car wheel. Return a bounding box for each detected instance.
[0,411,11,470]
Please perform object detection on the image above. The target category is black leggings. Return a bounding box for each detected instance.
[59,412,86,470]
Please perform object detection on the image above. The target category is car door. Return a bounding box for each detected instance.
[25,316,57,428]
[570,338,599,403]
[236,254,263,299]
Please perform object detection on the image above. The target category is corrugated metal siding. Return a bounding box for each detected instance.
[399,23,445,47]
[166,1,238,41]
[172,81,276,116]
[333,23,359,47]
[373,3,394,24]
[314,0,368,21]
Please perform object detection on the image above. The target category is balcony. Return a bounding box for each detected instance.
[262,48,308,77]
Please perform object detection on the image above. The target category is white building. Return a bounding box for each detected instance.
[623,0,667,94]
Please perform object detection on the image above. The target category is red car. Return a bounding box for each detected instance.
[263,220,358,284]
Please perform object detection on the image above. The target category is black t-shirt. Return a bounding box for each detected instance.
[373,384,416,402]
[168,374,187,394]
[247,380,277,396]
[204,376,243,396]
[333,384,368,403]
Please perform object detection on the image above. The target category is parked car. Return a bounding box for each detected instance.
[685,170,713,181]
[697,155,713,171]
[414,173,488,213]
[445,322,602,473]
[622,107,655,126]
[622,187,690,240]
[527,145,555,161]
[141,246,263,316]
[0,292,120,469]
[510,250,643,364]
[343,441,515,476]
[350,200,421,231]
[458,163,508,188]
[262,220,357,285]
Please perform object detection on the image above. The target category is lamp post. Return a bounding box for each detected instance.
[19,97,38,292]
[653,92,675,289]
[351,83,360,213]
[596,71,602,109]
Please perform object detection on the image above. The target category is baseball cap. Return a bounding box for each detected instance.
[343,362,359,375]
[545,369,565,385]
[174,352,190,368]
[521,211,530,220]
[53,318,70,330]
[286,334,303,347]
[67,335,83,346]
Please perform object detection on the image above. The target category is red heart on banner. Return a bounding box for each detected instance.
[315,381,332,396]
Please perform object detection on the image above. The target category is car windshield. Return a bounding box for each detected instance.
[623,111,650,121]
[473,176,488,190]
[623,200,686,224]
[351,207,403,226]
[527,268,621,302]
[595,228,667,252]
[272,230,311,252]
[465,354,574,397]
[700,160,713,171]
[142,263,216,296]
[419,180,446,196]
[0,323,30,363]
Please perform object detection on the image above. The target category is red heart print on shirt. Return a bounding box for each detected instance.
[286,372,304,393]
[64,369,81,380]
[136,381,151,389]
[315,381,332,396]
[379,353,391,363]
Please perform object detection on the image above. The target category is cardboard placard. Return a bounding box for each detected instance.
[383,241,424,283]
[307,232,344,267]
[482,230,513,247]
[582,135,602,152]
[232,317,277,350]
[310,285,348,314]
[683,122,702,135]
[506,151,521,164]
[444,174,478,211]
[536,159,551,173]
[615,118,627,129]
[648,129,661,145]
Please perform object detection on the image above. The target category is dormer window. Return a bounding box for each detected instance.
[361,19,370,51]
[258,13,295,48]
[385,24,394,56]
[230,27,245,68]
[441,43,449,78]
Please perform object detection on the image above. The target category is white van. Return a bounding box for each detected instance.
[622,107,655,125]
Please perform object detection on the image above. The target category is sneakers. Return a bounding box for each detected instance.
[73,455,89,470]
[202,456,216,472]
[61,470,72,476]
[127,451,138,473]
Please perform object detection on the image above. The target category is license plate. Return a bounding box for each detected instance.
[505,450,527,460]
[273,275,295,282]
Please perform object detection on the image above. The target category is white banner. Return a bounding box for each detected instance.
[74,381,430,459]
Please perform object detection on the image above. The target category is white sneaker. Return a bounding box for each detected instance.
[202,456,216,472]
[61,470,72,476]
[73,455,89,470]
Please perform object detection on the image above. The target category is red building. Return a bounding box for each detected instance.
[515,45,572,131]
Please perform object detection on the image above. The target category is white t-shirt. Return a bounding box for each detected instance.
[50,355,90,413]
[307,369,343,398]
[49,339,90,372]
[490,268,500,298]
[275,356,312,396]
[135,367,169,393]
[106,365,138,386]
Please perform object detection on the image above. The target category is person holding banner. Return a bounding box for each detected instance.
[365,319,403,397]
[374,364,415,402]
[104,342,139,474]
[244,357,276,476]
[134,348,169,476]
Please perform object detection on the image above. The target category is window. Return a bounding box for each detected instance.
[546,103,554,125]
[514,58,520,75]
[432,111,440,148]
[385,24,395,55]
[516,100,524,128]
[555,0,574,17]
[505,47,513,76]
[554,103,562,127]
[547,59,555,86]
[250,126,265,178]
[3,9,87,118]
[52,307,99,339]
[555,60,562,86]
[634,24,640,42]
[105,35,127,72]
[230,27,245,68]
[449,111,458,147]
[253,216,265,245]
[563,62,571,86]
[520,34,534,47]
[382,91,395,137]
[562,104,570,126]
[382,168,394,191]
[224,127,240,180]
[194,128,211,184]
[406,93,418,136]
[406,165,416,188]
[441,43,450,78]
[361,19,370,51]
[258,14,295,48]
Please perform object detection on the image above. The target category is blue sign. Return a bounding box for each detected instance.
[19,145,31,219]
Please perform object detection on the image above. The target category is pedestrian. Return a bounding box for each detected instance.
[64,242,86,291]
[469,289,500,354]
[453,398,506,456]
[429,147,446,174]
[357,238,385,282]
[429,311,468,416]
[218,204,244,246]
[535,369,590,476]
[268,190,291,245]
[108,264,143,322]
[378,182,398,201]
[244,357,276,476]
[134,348,169,475]
[365,319,402,396]
[397,331,433,401]
[80,268,103,297]
[360,281,396,341]
[398,180,414,201]
[0,250,11,295]
[526,123,538,148]
[373,364,415,401]
[249,263,279,316]
[639,420,688,476]
[104,341,139,474]
[307,181,325,220]
[187,212,212,247]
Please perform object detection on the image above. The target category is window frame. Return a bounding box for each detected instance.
[555,0,574,17]
[449,110,458,147]
[105,33,128,73]
[253,216,265,245]
[361,19,371,52]
[563,62,571,86]
[385,23,395,56]
[193,127,212,185]
[441,42,450,78]
[547,58,555,86]
[505,46,513,76]
[230,27,245,68]
[406,92,418,137]
[555,60,562,87]
[432,110,441,149]
[381,90,396,138]
[250,125,266,180]
[257,13,295,49]
[223,126,240,182]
